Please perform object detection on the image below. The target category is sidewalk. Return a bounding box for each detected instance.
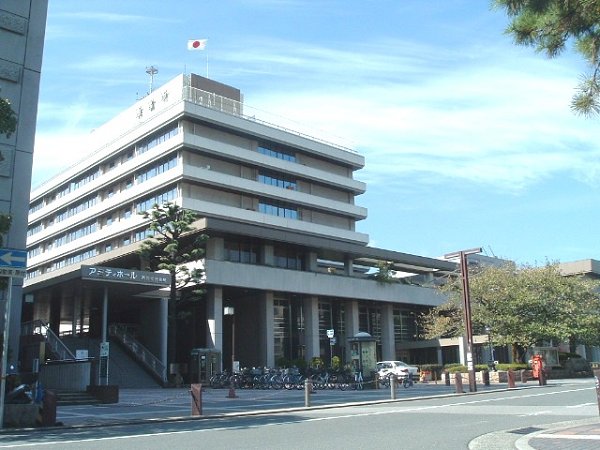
[516,418,600,450]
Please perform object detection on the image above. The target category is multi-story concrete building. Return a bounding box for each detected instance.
[23,73,456,382]
[1,0,48,367]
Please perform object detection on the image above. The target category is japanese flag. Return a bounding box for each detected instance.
[187,39,207,51]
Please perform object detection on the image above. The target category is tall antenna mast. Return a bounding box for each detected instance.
[146,66,158,93]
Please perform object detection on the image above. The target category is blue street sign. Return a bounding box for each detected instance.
[0,248,27,268]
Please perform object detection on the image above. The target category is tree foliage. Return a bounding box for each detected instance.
[373,260,395,283]
[494,0,600,116]
[0,94,17,140]
[419,262,600,361]
[138,202,208,367]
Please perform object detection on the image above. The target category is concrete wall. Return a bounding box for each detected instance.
[0,0,48,367]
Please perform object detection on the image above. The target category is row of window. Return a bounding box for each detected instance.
[136,155,177,184]
[258,201,299,219]
[29,124,180,215]
[258,145,296,162]
[55,195,98,224]
[258,171,297,190]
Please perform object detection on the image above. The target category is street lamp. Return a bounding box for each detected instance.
[444,247,482,393]
[485,325,496,371]
[224,306,235,372]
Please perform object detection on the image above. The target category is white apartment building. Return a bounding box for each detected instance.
[23,74,456,382]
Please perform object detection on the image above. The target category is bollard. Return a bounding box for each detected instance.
[454,373,464,394]
[41,389,57,426]
[304,379,312,407]
[594,369,600,417]
[190,383,202,416]
[374,376,379,390]
[390,375,396,400]
[539,368,547,386]
[508,369,516,388]
[482,370,490,387]
[521,369,527,384]
[444,371,450,387]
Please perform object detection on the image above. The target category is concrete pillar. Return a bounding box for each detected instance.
[159,297,168,367]
[306,251,318,272]
[344,300,359,362]
[344,257,354,276]
[206,286,223,361]
[258,291,274,367]
[437,347,444,365]
[380,303,395,360]
[303,296,320,361]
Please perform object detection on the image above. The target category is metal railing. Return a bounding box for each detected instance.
[109,323,167,384]
[22,320,76,361]
[181,82,356,154]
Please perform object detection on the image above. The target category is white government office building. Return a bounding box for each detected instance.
[22,73,459,383]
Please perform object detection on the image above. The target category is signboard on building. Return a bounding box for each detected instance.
[81,265,171,287]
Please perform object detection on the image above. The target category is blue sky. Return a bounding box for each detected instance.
[34,0,598,265]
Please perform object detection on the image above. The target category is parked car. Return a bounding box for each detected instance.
[376,360,419,379]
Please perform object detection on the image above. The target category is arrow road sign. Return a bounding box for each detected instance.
[0,249,27,268]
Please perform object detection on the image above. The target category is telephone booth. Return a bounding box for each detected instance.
[348,332,377,381]
[190,348,221,383]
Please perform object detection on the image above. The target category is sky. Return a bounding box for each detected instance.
[33,0,599,265]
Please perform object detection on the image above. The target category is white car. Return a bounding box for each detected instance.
[376,360,419,379]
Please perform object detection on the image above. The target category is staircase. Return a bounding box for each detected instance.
[54,390,101,406]
[61,336,162,389]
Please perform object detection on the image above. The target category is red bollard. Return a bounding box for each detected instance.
[508,369,516,388]
[190,384,202,416]
[455,373,464,394]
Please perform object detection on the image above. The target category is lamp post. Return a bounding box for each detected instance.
[444,247,482,393]
[224,306,235,372]
[485,325,495,371]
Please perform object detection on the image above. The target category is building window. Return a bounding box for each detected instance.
[135,187,177,213]
[258,170,297,190]
[224,239,259,264]
[136,124,179,156]
[273,245,304,270]
[258,144,296,162]
[136,155,177,184]
[258,200,298,219]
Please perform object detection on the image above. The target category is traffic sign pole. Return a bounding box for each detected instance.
[0,278,13,428]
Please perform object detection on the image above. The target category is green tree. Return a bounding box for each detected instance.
[138,202,208,371]
[373,260,395,284]
[494,0,600,116]
[419,262,600,362]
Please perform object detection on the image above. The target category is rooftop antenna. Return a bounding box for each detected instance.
[146,66,158,93]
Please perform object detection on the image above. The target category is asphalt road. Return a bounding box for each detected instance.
[0,379,596,449]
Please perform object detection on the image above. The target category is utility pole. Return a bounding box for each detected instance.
[444,247,482,393]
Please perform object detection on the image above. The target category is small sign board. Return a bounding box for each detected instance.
[326,329,334,338]
[100,342,110,357]
[0,248,27,278]
[0,248,27,268]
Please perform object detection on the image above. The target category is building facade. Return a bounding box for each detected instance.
[23,74,456,380]
[1,0,48,367]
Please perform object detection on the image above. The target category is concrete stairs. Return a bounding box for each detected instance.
[54,390,102,406]
[61,336,161,389]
